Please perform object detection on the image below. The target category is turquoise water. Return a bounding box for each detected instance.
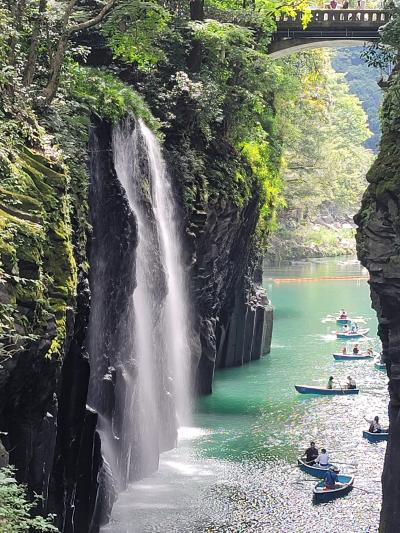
[104,257,387,532]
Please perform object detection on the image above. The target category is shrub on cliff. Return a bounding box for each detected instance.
[0,467,58,532]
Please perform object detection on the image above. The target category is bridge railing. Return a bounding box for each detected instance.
[277,9,390,26]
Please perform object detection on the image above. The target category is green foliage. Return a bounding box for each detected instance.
[0,467,58,532]
[102,1,171,70]
[64,63,158,127]
[332,47,382,151]
[267,48,375,259]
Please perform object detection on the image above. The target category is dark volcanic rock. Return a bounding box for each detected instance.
[355,74,400,532]
[187,190,273,394]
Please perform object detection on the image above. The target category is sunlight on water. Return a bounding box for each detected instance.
[103,257,386,532]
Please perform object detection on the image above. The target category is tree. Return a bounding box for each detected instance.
[42,0,117,104]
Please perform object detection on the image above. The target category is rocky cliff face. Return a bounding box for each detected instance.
[355,71,400,532]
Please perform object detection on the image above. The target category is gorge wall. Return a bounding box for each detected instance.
[0,114,272,532]
[356,68,400,532]
[0,3,281,530]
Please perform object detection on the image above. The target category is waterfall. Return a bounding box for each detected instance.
[87,118,192,497]
[139,122,192,424]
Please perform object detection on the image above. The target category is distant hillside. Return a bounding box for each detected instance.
[332,47,383,152]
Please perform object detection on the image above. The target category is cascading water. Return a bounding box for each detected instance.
[139,122,193,425]
[87,117,192,504]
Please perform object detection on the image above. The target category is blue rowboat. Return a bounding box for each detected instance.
[313,475,354,501]
[294,385,359,395]
[297,458,333,478]
[336,318,352,325]
[336,328,369,339]
[362,430,388,442]
[333,352,374,361]
[374,356,386,370]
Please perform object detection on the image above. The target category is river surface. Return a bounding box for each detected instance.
[103,257,387,533]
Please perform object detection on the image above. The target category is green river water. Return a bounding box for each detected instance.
[104,257,386,533]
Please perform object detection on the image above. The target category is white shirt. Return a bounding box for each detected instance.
[316,452,329,465]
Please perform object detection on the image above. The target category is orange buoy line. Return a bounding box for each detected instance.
[270,275,369,284]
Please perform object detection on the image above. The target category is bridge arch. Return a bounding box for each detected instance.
[269,9,390,58]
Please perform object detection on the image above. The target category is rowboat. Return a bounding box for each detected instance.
[336,318,352,325]
[362,430,388,442]
[333,352,375,361]
[374,356,386,370]
[336,328,369,339]
[294,385,359,395]
[297,458,333,478]
[313,475,354,501]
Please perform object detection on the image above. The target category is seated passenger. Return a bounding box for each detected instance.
[353,344,359,355]
[346,376,356,389]
[327,376,334,389]
[316,448,330,468]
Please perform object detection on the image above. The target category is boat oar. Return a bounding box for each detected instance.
[352,486,380,495]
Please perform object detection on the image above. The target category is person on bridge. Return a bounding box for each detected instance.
[342,0,349,8]
[329,0,338,8]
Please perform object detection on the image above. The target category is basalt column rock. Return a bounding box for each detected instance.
[189,190,273,394]
[355,72,400,532]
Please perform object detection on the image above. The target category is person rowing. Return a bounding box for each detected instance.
[325,466,340,489]
[304,441,319,465]
[364,415,382,433]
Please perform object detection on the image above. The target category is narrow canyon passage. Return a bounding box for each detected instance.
[103,258,386,532]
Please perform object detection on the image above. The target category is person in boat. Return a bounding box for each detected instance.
[367,347,374,356]
[316,448,330,468]
[353,344,359,355]
[364,415,382,433]
[327,376,334,389]
[341,346,347,354]
[325,466,340,489]
[304,441,319,465]
[346,375,356,389]
[342,324,349,333]
[351,323,358,333]
[339,309,348,319]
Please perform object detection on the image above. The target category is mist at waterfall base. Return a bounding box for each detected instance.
[103,258,385,532]
[87,119,192,498]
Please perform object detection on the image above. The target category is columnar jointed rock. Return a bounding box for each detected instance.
[187,187,273,394]
[355,73,400,532]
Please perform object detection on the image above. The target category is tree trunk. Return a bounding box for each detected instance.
[42,33,69,105]
[23,0,47,87]
[8,0,27,65]
[188,1,204,72]
[190,0,204,21]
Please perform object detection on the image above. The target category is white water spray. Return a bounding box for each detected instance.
[111,118,192,475]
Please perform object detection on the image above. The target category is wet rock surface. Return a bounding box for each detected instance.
[355,77,400,532]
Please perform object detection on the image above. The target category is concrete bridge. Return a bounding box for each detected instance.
[270,9,390,57]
